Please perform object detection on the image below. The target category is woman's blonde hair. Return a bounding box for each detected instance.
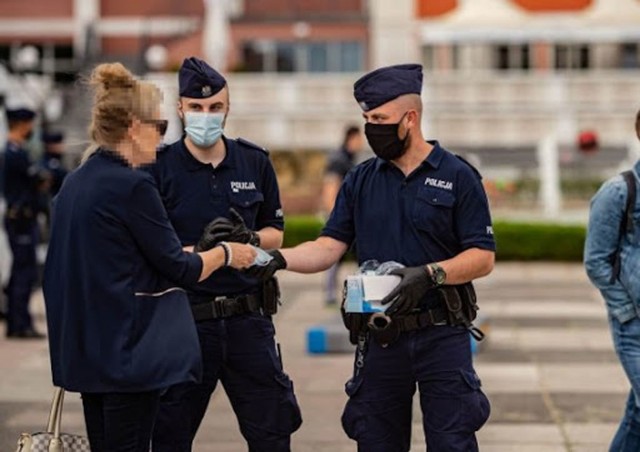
[81,62,162,163]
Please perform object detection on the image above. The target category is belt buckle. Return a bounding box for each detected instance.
[213,296,228,318]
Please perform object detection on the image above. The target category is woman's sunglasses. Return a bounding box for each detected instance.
[142,119,168,136]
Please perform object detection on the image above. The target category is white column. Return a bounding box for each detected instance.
[537,135,562,218]
[203,0,231,71]
[368,0,419,68]
[74,0,100,59]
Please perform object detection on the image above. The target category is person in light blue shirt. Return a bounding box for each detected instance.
[585,109,640,452]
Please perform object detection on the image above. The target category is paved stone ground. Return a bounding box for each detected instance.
[0,263,626,451]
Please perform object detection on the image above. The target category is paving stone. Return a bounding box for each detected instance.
[485,393,552,423]
[476,423,564,444]
[565,422,618,445]
[552,393,627,423]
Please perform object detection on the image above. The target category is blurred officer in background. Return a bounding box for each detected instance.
[40,131,68,197]
[149,57,301,452]
[247,64,495,451]
[321,125,363,306]
[3,107,49,339]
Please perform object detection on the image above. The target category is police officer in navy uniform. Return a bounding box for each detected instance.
[2,107,48,338]
[248,64,495,451]
[40,131,68,197]
[149,57,301,452]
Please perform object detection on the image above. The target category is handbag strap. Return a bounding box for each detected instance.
[46,387,64,438]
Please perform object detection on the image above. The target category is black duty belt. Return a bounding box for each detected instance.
[191,294,262,322]
[395,307,450,332]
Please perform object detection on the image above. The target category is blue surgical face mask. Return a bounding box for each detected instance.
[252,246,274,267]
[184,111,225,148]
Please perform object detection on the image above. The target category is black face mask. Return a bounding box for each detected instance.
[364,113,409,161]
[24,129,33,142]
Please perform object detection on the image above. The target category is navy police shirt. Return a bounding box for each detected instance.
[322,141,495,305]
[3,141,40,213]
[41,152,68,196]
[149,136,284,300]
[44,149,203,393]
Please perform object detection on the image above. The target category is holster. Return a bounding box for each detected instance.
[437,283,477,324]
[262,277,281,315]
[437,283,484,340]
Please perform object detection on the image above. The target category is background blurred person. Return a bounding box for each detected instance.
[40,130,68,197]
[585,110,640,452]
[2,107,49,338]
[321,125,363,306]
[43,62,256,452]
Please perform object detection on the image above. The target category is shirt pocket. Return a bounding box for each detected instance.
[412,187,456,235]
[229,190,265,225]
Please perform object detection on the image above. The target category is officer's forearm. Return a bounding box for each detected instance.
[280,236,348,273]
[438,248,495,285]
[257,227,283,249]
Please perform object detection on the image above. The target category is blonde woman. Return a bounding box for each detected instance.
[43,63,256,452]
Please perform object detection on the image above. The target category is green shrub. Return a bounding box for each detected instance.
[283,216,325,248]
[282,216,587,262]
[493,221,585,262]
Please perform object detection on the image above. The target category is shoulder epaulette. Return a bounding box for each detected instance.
[455,154,482,180]
[236,137,269,155]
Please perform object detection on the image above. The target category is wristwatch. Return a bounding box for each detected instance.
[427,263,447,286]
[248,231,261,247]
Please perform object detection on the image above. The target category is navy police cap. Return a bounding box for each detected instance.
[179,57,227,99]
[43,131,64,144]
[6,108,36,122]
[353,64,423,111]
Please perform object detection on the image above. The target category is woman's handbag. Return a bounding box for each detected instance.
[15,387,90,451]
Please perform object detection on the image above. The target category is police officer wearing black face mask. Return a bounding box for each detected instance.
[248,64,496,451]
[148,57,301,452]
[2,108,49,339]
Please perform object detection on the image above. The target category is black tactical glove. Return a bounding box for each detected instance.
[380,266,436,316]
[244,249,287,281]
[194,208,260,252]
[193,219,221,252]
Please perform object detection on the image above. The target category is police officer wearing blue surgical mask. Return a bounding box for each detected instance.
[149,57,301,452]
[248,64,496,451]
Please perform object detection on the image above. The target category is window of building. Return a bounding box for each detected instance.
[494,44,530,70]
[240,40,364,72]
[422,44,459,71]
[555,44,590,70]
[620,43,639,69]
[276,43,295,72]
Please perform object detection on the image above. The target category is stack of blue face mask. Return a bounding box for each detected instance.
[251,246,274,267]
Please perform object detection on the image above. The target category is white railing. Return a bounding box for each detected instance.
[147,70,640,151]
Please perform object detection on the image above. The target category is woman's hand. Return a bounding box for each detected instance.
[227,243,257,269]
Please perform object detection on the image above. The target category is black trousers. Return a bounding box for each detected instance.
[81,390,161,452]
